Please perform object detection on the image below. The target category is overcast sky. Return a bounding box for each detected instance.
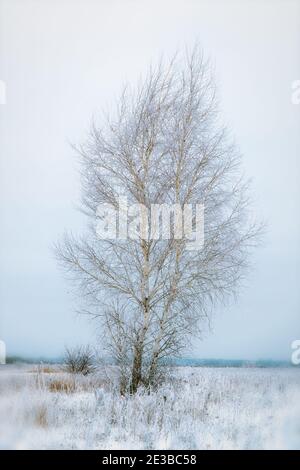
[0,0,299,360]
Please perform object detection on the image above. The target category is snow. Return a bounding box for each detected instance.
[0,365,299,449]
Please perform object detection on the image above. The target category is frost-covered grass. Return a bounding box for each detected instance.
[0,364,299,449]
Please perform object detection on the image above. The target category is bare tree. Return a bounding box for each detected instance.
[56,46,262,393]
[63,346,96,376]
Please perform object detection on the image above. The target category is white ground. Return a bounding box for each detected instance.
[0,365,299,450]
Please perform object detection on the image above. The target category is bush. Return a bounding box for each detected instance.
[62,346,96,376]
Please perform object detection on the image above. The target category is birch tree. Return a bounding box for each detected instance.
[56,47,262,393]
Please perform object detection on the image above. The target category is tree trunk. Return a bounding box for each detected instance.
[130,344,143,394]
[147,351,159,386]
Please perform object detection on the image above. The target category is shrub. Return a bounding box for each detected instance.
[62,346,96,375]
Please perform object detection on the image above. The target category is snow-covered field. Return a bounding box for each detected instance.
[0,364,299,450]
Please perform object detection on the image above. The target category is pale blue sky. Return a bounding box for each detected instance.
[0,0,299,359]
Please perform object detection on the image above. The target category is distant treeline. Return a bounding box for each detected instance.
[168,358,293,368]
[5,356,63,365]
[5,356,292,368]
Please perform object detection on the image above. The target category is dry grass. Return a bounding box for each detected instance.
[34,405,48,428]
[29,367,110,395]
[48,378,76,394]
[39,366,58,374]
[28,365,59,374]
